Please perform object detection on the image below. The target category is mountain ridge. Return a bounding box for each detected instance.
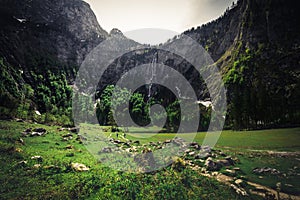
[0,0,299,130]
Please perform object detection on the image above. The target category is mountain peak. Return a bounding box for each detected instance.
[109,28,124,37]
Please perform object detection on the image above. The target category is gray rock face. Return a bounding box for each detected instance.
[0,0,108,75]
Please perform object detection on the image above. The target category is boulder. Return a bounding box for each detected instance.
[71,163,90,172]
[230,184,248,196]
[189,151,196,156]
[17,160,27,167]
[21,128,32,136]
[33,164,41,169]
[29,128,47,137]
[195,152,211,160]
[31,156,43,162]
[164,140,171,144]
[202,146,212,153]
[216,159,231,167]
[205,157,221,171]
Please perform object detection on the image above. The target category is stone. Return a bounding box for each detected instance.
[189,151,196,156]
[225,169,236,175]
[71,163,90,172]
[234,179,244,186]
[29,128,47,137]
[219,152,226,157]
[164,140,171,144]
[17,160,27,167]
[16,118,24,122]
[66,145,74,150]
[216,159,231,167]
[43,165,61,171]
[230,184,248,196]
[205,157,221,171]
[21,128,32,136]
[14,148,23,153]
[184,149,191,154]
[195,152,211,160]
[253,167,280,175]
[33,164,41,169]
[31,156,43,162]
[189,142,198,146]
[18,138,25,145]
[62,133,73,138]
[202,145,212,153]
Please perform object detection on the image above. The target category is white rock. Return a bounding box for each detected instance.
[71,163,90,172]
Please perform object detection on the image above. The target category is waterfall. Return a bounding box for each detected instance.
[147,52,157,100]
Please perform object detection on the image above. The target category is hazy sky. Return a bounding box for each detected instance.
[84,0,236,44]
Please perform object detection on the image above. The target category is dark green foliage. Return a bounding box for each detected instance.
[0,58,73,126]
[224,45,300,130]
[95,85,209,132]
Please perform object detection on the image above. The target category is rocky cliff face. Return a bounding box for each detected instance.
[182,0,300,129]
[0,0,108,122]
[184,0,299,62]
[0,0,108,71]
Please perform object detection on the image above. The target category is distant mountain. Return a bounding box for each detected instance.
[0,0,107,123]
[0,0,107,68]
[0,0,299,130]
[97,0,300,130]
[182,0,300,129]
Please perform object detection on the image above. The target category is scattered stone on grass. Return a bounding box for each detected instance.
[71,163,90,172]
[230,184,248,196]
[22,128,47,137]
[14,147,23,153]
[253,167,281,175]
[33,164,41,169]
[31,156,43,162]
[17,160,27,167]
[66,145,74,150]
[205,157,221,171]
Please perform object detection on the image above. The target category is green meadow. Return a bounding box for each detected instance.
[0,120,299,199]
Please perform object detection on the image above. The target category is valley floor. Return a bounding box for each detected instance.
[0,120,299,199]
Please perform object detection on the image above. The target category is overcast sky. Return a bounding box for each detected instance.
[84,0,236,44]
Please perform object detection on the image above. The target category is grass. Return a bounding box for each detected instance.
[106,125,300,195]
[0,121,299,199]
[123,127,300,151]
[0,121,254,200]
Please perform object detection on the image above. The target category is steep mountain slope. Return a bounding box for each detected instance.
[0,0,107,123]
[182,0,300,129]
